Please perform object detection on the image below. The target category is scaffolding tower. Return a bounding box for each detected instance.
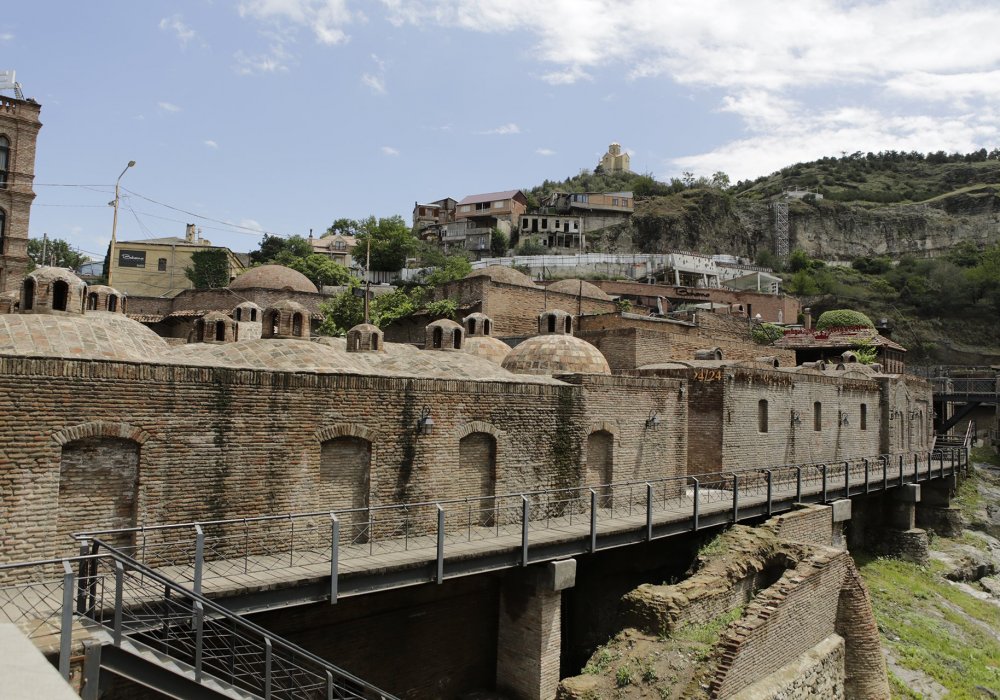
[772,200,789,258]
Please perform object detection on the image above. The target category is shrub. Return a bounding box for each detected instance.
[751,323,785,344]
[815,309,875,330]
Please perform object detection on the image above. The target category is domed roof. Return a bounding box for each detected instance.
[349,322,381,334]
[230,265,318,294]
[546,278,612,301]
[265,299,310,314]
[85,284,124,297]
[463,335,512,365]
[27,266,86,286]
[502,335,610,376]
[426,318,462,331]
[0,312,169,362]
[163,338,365,373]
[466,265,538,288]
[202,311,234,323]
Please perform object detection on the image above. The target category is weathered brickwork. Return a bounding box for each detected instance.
[762,504,834,547]
[0,96,41,295]
[496,572,562,700]
[0,357,684,563]
[729,634,845,700]
[56,438,138,550]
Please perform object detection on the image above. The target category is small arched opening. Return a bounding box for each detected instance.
[433,326,443,349]
[548,315,556,333]
[22,278,35,311]
[292,313,303,337]
[564,316,572,334]
[235,308,242,322]
[453,328,462,349]
[483,319,491,336]
[107,295,118,312]
[52,280,69,311]
[87,292,99,310]
[250,308,258,322]
[758,399,769,433]
[215,320,226,342]
[270,311,280,337]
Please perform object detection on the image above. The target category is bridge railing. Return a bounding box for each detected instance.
[72,449,965,602]
[932,377,1000,396]
[0,550,397,699]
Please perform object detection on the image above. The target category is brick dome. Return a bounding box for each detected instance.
[0,312,169,361]
[466,265,538,288]
[230,265,318,293]
[463,336,512,365]
[501,335,610,376]
[546,278,611,301]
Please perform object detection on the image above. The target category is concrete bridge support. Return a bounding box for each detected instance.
[880,485,930,565]
[496,559,576,700]
[916,474,963,538]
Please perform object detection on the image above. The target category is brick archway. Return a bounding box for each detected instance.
[52,421,151,447]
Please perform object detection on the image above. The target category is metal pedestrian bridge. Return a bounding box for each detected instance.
[0,446,968,699]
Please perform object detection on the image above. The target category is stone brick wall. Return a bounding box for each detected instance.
[496,575,561,699]
[762,504,833,546]
[0,356,683,563]
[0,97,41,294]
[576,313,798,368]
[729,634,845,700]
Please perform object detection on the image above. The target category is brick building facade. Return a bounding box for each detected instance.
[0,94,41,294]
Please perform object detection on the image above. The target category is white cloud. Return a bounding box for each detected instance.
[158,101,181,113]
[536,148,555,156]
[234,36,294,75]
[204,140,219,149]
[0,32,13,42]
[361,54,387,94]
[239,218,264,232]
[159,15,197,46]
[477,122,520,135]
[381,146,400,156]
[238,0,356,45]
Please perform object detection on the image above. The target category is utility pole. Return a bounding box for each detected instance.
[107,160,136,287]
[41,232,47,267]
[363,233,371,324]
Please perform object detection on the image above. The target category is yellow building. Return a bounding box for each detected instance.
[109,224,245,298]
[598,142,631,173]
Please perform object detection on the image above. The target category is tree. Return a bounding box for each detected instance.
[249,234,313,266]
[515,240,546,256]
[27,238,88,271]
[710,171,731,189]
[423,256,472,287]
[185,249,231,289]
[318,283,364,336]
[325,218,361,238]
[281,254,352,289]
[490,228,509,257]
[355,215,416,271]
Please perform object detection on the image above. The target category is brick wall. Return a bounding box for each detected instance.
[0,356,682,564]
[763,504,833,546]
[0,98,41,295]
[596,280,800,324]
[496,574,562,699]
[56,438,138,550]
[729,634,845,700]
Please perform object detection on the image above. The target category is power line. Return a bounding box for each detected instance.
[122,187,289,238]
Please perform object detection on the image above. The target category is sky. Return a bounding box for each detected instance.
[6,0,1000,261]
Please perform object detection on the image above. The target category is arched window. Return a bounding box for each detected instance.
[0,136,9,188]
[107,295,117,312]
[22,277,34,310]
[52,280,69,311]
[433,326,443,349]
[87,292,98,310]
[0,207,6,254]
[215,320,226,341]
[860,404,867,431]
[565,316,572,333]
[758,399,769,433]
[469,319,478,335]
[453,328,462,349]
[483,319,491,336]
[548,315,556,333]
[250,308,257,322]
[270,311,280,337]
[292,313,303,337]
[120,297,127,313]
[814,402,822,431]
[235,308,242,322]
[371,334,379,350]
[196,320,205,342]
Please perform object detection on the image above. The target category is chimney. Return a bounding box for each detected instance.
[185,223,196,243]
[803,307,812,330]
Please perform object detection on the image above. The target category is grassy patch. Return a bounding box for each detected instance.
[971,446,1000,468]
[859,555,1000,697]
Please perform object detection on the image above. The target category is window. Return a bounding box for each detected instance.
[548,315,556,333]
[758,399,769,433]
[107,295,117,312]
[0,136,8,188]
[235,308,242,322]
[371,335,379,350]
[541,219,548,229]
[0,208,5,254]
[564,316,572,333]
[292,313,303,337]
[483,319,491,336]
[250,308,257,322]
[860,404,867,431]
[215,320,226,341]
[270,311,280,337]
[157,258,167,272]
[460,205,471,213]
[87,292,98,310]
[814,402,822,431]
[334,240,346,251]
[453,329,462,349]
[433,326,443,349]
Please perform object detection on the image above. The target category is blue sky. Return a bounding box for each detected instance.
[5,1,1000,261]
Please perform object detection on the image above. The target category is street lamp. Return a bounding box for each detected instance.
[107,160,136,287]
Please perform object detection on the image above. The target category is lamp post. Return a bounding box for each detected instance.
[107,160,136,287]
